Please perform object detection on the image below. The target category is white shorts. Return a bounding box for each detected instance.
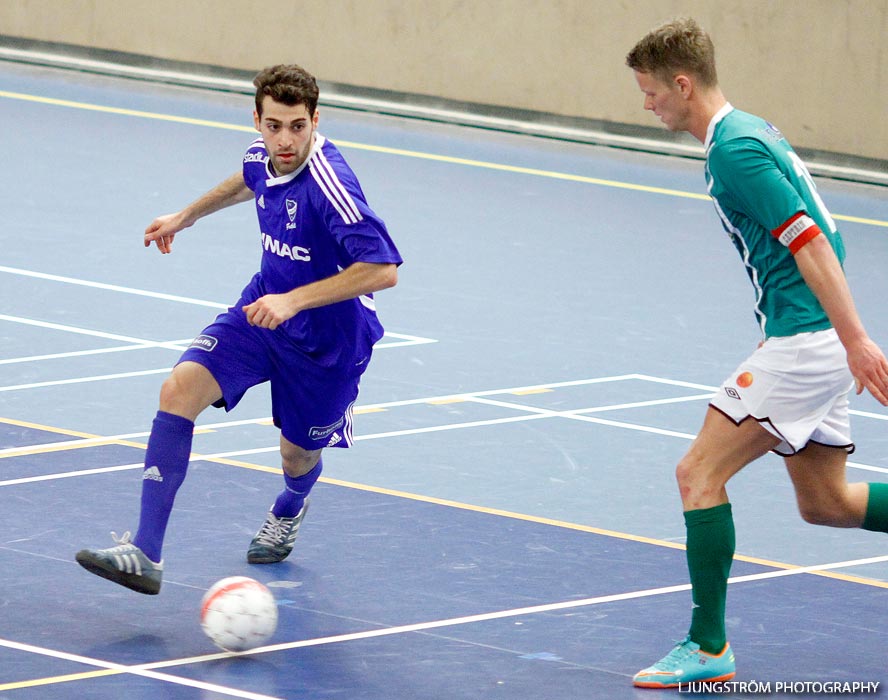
[709,329,855,456]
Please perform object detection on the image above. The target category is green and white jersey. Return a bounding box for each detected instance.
[704,104,845,339]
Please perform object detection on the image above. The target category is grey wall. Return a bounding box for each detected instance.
[3,0,887,160]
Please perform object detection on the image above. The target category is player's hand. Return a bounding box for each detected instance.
[242,294,300,330]
[144,213,185,254]
[847,337,888,406]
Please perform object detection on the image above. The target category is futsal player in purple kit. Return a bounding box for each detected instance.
[76,64,402,594]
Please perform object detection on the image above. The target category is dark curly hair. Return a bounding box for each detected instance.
[253,64,320,116]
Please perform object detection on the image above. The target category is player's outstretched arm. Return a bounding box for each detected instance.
[144,172,253,254]
[794,234,888,405]
[243,262,398,330]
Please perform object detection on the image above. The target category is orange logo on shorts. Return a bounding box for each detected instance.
[736,371,754,388]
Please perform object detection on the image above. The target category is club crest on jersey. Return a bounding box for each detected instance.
[285,199,298,230]
[759,122,784,143]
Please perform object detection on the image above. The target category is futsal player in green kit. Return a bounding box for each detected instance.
[625,18,888,687]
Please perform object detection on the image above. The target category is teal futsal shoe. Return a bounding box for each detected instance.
[633,636,735,688]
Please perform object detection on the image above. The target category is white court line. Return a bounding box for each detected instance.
[0,314,192,351]
[222,553,888,658]
[0,368,174,393]
[0,341,192,366]
[0,266,438,359]
[632,372,888,422]
[375,331,438,348]
[0,361,623,400]
[0,416,558,471]
[0,418,271,457]
[0,375,650,455]
[3,375,888,480]
[0,463,145,487]
[0,638,283,700]
[0,265,228,308]
[0,333,435,392]
[845,461,888,475]
[2,374,886,470]
[3,552,885,691]
[467,395,701,440]
[0,331,431,370]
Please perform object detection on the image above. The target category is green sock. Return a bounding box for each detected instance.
[862,482,888,532]
[685,503,735,654]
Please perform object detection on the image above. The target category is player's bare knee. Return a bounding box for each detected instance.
[158,363,220,419]
[797,503,837,526]
[281,445,321,477]
[675,455,726,508]
[281,456,317,477]
[158,373,206,420]
[675,455,707,494]
[796,496,857,527]
[158,373,186,413]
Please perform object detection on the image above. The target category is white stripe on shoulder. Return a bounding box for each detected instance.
[310,162,355,223]
[309,149,363,224]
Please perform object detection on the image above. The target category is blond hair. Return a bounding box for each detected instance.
[626,18,718,88]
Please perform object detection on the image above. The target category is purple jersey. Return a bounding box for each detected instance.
[241,134,402,368]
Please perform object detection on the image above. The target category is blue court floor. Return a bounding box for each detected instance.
[1,58,887,699]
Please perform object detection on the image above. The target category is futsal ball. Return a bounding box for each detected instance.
[200,576,278,652]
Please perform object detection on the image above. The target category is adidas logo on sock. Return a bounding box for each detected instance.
[143,466,164,482]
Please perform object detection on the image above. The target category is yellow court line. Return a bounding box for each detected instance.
[833,213,888,227]
[1,439,131,458]
[0,417,152,455]
[0,418,209,458]
[0,89,254,133]
[0,669,121,692]
[317,476,888,589]
[0,416,103,440]
[3,414,888,588]
[209,456,280,473]
[1,89,885,226]
[0,416,280,471]
[335,139,710,200]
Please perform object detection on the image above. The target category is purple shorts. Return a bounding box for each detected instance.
[178,305,369,450]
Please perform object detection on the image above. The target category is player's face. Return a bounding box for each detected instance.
[254,97,319,175]
[634,70,689,133]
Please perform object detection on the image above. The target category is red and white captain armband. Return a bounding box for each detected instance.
[771,212,821,254]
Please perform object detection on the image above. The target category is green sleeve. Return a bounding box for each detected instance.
[708,137,807,232]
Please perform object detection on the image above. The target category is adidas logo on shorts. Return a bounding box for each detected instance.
[142,466,164,482]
